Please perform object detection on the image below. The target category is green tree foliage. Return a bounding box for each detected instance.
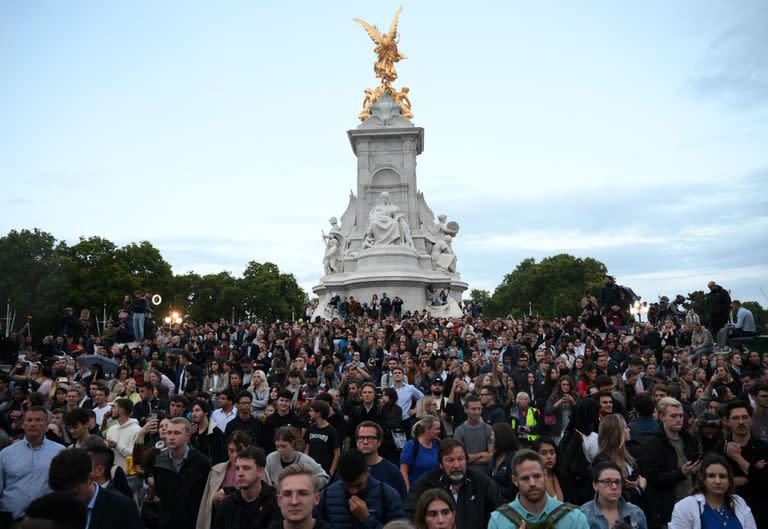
[0,229,69,336]
[469,289,491,306]
[0,229,307,336]
[684,290,710,328]
[487,254,608,318]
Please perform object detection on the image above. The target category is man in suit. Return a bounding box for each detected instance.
[48,448,143,529]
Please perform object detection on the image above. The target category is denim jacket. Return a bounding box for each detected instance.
[580,497,648,529]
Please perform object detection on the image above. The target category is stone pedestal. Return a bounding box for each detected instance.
[312,96,467,319]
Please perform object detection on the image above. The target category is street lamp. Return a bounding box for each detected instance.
[164,309,183,325]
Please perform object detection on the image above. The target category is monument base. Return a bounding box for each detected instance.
[311,246,467,320]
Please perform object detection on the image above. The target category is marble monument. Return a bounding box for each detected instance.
[311,8,467,319]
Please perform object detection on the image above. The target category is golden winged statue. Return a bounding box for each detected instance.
[354,6,407,84]
[354,7,413,121]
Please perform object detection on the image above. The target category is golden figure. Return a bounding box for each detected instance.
[354,6,407,84]
[392,87,413,119]
[354,7,413,121]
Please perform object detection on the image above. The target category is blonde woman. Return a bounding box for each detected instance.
[399,416,441,490]
[249,370,270,417]
[592,413,647,504]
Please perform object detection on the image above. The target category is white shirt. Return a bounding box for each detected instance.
[211,407,237,432]
[94,404,111,427]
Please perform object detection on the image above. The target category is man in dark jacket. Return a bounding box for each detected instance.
[348,382,382,438]
[191,398,227,464]
[707,281,732,336]
[317,449,404,529]
[480,386,508,425]
[214,446,280,529]
[154,417,212,529]
[261,389,306,454]
[405,439,503,529]
[48,448,143,529]
[637,397,700,529]
[600,276,622,313]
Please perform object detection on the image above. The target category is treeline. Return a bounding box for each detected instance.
[0,229,307,337]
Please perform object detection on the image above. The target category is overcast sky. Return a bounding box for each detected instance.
[2,1,767,308]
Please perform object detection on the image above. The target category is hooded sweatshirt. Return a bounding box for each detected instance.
[106,417,141,471]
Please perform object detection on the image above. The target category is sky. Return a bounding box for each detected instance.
[2,1,767,308]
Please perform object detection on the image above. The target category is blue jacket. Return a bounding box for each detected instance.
[317,476,405,529]
[580,498,647,529]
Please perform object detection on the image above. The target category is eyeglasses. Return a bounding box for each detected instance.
[357,435,379,442]
[596,479,622,488]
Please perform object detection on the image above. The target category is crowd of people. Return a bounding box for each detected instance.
[0,279,765,529]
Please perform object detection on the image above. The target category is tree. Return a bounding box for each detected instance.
[0,229,69,336]
[487,254,608,318]
[61,237,173,323]
[469,289,491,306]
[241,261,307,321]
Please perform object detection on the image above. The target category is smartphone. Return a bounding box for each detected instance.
[148,412,158,421]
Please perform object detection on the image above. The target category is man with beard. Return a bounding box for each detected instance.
[488,449,587,529]
[405,439,502,529]
[721,400,768,528]
[190,398,227,464]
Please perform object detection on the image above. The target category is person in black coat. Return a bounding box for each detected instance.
[190,397,227,464]
[405,438,503,529]
[707,281,732,335]
[153,418,213,529]
[214,446,281,529]
[47,448,143,529]
[636,397,700,529]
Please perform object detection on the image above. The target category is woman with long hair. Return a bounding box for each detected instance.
[669,454,757,529]
[400,416,441,491]
[693,412,726,456]
[379,386,405,463]
[248,370,270,417]
[118,377,141,404]
[490,362,514,406]
[573,355,586,378]
[485,422,520,501]
[544,375,579,444]
[414,396,447,439]
[203,358,229,405]
[414,488,457,529]
[196,431,252,529]
[533,437,570,502]
[577,361,598,397]
[592,414,646,504]
[540,366,561,402]
[108,366,131,394]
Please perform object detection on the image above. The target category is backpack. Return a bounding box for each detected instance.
[495,503,577,529]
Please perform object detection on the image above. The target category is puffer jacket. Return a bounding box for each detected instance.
[317,476,405,529]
